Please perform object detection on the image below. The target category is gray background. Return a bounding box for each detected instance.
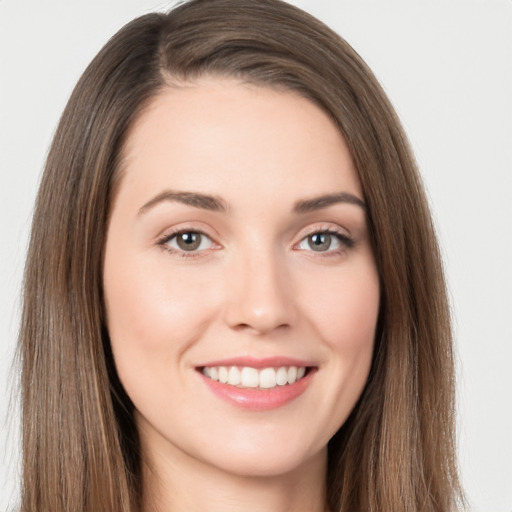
[1,1,511,510]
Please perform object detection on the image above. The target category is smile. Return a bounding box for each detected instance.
[202,365,307,389]
[197,358,316,411]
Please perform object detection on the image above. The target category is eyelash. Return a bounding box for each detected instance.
[157,228,218,259]
[157,227,354,259]
[295,229,355,257]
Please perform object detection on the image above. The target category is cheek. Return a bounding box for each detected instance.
[302,261,380,354]
[298,255,379,428]
[103,249,218,372]
[286,257,379,448]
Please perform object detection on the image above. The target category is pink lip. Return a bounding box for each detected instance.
[197,356,313,369]
[196,357,316,411]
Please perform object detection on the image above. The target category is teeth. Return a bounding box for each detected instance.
[276,367,288,386]
[287,366,297,384]
[201,365,308,389]
[259,368,276,389]
[218,366,229,384]
[228,366,241,386]
[241,367,259,388]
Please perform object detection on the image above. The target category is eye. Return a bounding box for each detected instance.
[160,230,216,254]
[296,230,353,253]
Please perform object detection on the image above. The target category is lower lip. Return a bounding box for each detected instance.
[198,370,314,411]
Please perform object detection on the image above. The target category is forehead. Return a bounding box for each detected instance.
[118,78,362,208]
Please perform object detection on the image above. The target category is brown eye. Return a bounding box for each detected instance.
[176,232,202,251]
[162,231,216,254]
[296,230,354,254]
[307,233,332,252]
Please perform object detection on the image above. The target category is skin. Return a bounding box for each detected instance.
[103,78,380,512]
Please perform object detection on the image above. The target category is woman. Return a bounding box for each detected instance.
[18,0,464,510]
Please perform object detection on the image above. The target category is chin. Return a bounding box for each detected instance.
[187,426,328,479]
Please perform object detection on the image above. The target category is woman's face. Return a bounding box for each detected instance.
[103,79,380,478]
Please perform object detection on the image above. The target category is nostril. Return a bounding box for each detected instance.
[230,322,291,335]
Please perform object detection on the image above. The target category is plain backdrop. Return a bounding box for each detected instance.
[1,1,511,510]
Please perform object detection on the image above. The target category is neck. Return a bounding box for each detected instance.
[140,439,328,512]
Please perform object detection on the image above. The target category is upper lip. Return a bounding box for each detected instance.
[197,356,315,369]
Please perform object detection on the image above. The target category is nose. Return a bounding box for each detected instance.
[223,249,297,335]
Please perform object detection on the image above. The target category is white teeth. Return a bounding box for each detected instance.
[259,368,276,389]
[202,365,308,389]
[276,367,288,386]
[287,366,297,384]
[241,367,259,388]
[218,366,229,384]
[228,366,241,386]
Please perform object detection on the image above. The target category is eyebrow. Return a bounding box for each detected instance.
[293,192,366,213]
[138,189,366,216]
[139,190,228,215]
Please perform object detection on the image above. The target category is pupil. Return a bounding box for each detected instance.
[177,232,201,251]
[309,233,331,251]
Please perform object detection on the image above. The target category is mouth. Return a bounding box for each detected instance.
[196,358,316,410]
[200,365,309,390]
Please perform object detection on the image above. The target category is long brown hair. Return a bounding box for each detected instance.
[18,0,464,510]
